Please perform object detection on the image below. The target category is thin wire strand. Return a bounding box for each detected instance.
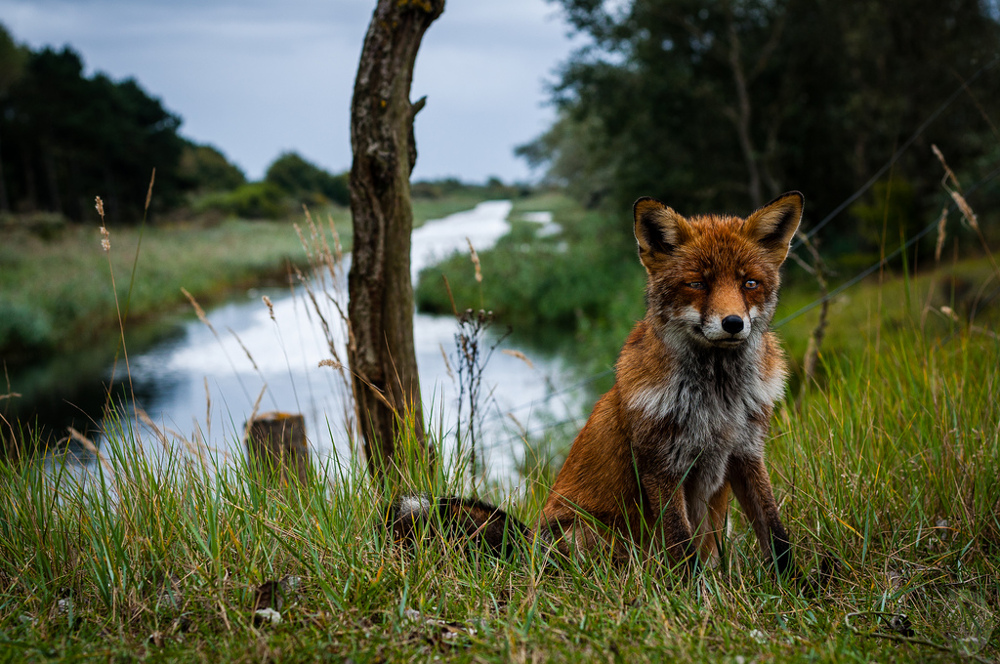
[792,55,999,250]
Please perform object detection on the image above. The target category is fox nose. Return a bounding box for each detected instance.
[721,315,744,335]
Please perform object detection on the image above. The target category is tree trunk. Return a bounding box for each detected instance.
[348,0,443,481]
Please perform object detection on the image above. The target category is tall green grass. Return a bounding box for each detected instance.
[2,292,998,661]
[3,191,999,661]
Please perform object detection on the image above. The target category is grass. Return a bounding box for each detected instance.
[2,200,1000,661]
[416,192,647,385]
[0,217,314,365]
[2,187,1000,661]
[0,192,502,366]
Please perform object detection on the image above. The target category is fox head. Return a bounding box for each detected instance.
[633,192,803,349]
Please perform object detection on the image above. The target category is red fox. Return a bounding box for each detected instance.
[393,192,805,581]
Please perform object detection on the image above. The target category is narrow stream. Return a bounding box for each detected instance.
[64,200,575,480]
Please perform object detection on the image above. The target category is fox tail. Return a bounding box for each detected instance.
[388,495,532,559]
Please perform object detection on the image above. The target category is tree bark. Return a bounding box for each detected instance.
[348,0,443,480]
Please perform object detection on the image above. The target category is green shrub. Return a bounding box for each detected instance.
[0,300,52,354]
[265,151,349,206]
[415,199,645,373]
[195,181,289,220]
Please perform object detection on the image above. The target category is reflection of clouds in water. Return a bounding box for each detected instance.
[103,201,572,485]
[411,200,513,281]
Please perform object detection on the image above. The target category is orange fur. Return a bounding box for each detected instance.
[542,193,804,577]
[393,193,807,583]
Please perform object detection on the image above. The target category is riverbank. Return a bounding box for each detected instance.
[0,194,506,369]
[2,299,998,661]
[4,193,1000,661]
[2,195,572,460]
[417,193,1000,386]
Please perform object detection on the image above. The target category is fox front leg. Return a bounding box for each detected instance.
[639,471,698,572]
[727,454,801,583]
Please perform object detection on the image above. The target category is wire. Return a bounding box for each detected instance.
[791,55,999,250]
[775,162,1000,329]
[489,162,1000,447]
[478,61,1000,446]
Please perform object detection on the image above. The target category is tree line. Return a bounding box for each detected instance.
[519,0,1000,256]
[0,23,349,224]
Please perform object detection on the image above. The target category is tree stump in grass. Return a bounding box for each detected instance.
[245,412,311,486]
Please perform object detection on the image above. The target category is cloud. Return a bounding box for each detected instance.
[0,0,576,181]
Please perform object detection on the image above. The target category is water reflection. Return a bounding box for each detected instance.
[9,201,576,482]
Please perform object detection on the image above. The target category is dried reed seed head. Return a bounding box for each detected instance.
[934,206,948,262]
[100,226,111,252]
[145,168,156,212]
[262,295,275,321]
[950,190,980,231]
[94,196,105,219]
[466,237,482,283]
[318,359,343,370]
[501,348,534,369]
[181,287,211,328]
[932,144,961,190]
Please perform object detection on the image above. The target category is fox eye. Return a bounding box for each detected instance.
[687,281,706,290]
[744,279,759,290]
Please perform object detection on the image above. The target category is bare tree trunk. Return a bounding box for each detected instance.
[348,0,443,481]
[726,21,762,208]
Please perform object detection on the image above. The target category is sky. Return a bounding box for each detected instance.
[0,0,582,183]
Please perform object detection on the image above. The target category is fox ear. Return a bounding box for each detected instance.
[743,191,803,266]
[633,197,693,273]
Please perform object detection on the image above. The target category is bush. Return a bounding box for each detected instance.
[265,152,349,206]
[178,142,247,193]
[0,300,52,356]
[194,182,289,220]
[415,200,646,373]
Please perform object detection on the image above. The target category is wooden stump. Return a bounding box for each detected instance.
[245,412,311,486]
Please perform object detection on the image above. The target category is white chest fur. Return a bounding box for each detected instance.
[626,345,784,496]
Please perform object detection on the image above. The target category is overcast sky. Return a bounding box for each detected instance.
[0,0,581,182]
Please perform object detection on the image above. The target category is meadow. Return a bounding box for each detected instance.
[0,193,493,367]
[1,194,999,662]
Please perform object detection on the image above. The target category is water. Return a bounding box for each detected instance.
[28,200,577,480]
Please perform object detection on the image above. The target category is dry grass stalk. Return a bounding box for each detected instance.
[96,196,110,252]
[938,306,1000,340]
[228,327,260,372]
[932,145,1000,290]
[68,426,113,476]
[293,222,314,267]
[950,190,980,232]
[921,206,950,330]
[328,216,343,263]
[501,349,534,369]
[292,208,356,439]
[466,238,483,283]
[144,168,156,213]
[138,409,173,456]
[181,287,216,335]
[790,232,830,408]
[94,194,138,426]
[931,144,959,189]
[240,385,268,451]
[439,343,455,382]
[934,205,948,263]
